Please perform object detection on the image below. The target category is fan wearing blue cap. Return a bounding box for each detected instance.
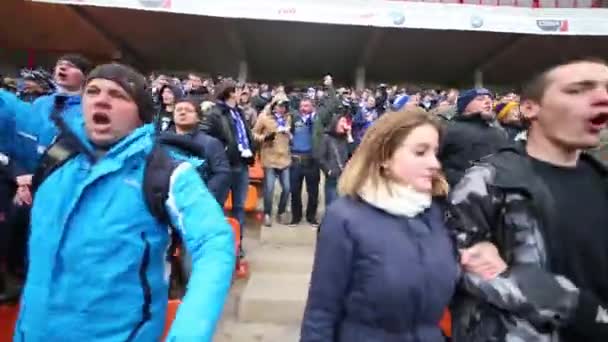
[438,88,509,187]
[456,88,494,118]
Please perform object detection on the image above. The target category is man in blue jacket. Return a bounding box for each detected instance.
[0,93,18,302]
[11,63,235,341]
[11,54,91,175]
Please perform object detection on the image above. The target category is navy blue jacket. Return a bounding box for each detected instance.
[301,196,458,342]
[165,129,231,204]
[188,130,230,203]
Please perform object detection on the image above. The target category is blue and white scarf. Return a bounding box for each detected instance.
[229,106,251,153]
[274,113,287,130]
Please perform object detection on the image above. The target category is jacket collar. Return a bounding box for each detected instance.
[480,143,608,191]
[71,123,154,164]
[453,113,492,125]
[103,124,154,162]
[53,92,82,105]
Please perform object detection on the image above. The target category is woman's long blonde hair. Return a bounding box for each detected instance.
[338,107,449,197]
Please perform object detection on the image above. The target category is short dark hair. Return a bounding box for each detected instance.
[175,97,203,118]
[521,57,607,103]
[214,80,237,102]
[300,98,314,105]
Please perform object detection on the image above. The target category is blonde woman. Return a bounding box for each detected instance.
[300,108,458,342]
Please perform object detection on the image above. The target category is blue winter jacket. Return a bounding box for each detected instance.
[0,90,31,175]
[14,123,236,342]
[301,196,458,342]
[10,91,83,174]
[0,91,17,164]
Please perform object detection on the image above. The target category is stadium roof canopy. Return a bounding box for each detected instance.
[3,0,608,86]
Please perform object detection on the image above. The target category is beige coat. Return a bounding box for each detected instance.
[252,110,292,169]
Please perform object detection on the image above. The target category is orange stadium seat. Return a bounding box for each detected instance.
[439,309,452,338]
[162,217,242,340]
[0,303,19,342]
[227,217,241,254]
[227,217,249,278]
[162,299,181,341]
[248,157,264,183]
[224,185,259,212]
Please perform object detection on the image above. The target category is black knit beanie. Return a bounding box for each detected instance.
[86,64,155,123]
[58,54,93,75]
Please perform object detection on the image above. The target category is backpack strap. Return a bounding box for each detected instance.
[157,131,206,158]
[143,142,191,298]
[142,142,179,225]
[31,95,94,193]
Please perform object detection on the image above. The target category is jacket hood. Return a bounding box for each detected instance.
[453,112,492,123]
[157,84,183,107]
[480,144,608,192]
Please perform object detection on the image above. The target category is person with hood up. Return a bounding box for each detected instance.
[438,88,509,187]
[156,83,182,132]
[252,96,292,227]
[315,114,355,207]
[301,108,458,342]
[10,63,235,341]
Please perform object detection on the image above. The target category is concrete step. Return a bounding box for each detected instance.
[238,273,310,325]
[214,321,300,342]
[248,244,315,274]
[259,225,318,246]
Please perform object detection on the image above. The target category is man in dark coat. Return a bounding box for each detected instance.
[201,80,255,257]
[170,98,230,204]
[448,58,608,342]
[439,88,509,187]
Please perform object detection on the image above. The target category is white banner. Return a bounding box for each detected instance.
[30,0,608,36]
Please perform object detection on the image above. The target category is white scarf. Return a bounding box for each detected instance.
[358,180,432,218]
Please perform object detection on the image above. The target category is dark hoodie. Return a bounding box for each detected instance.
[315,116,355,178]
[156,84,183,131]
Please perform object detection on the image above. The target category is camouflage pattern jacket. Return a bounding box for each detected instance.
[447,146,608,342]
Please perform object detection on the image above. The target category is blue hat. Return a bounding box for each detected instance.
[392,94,410,111]
[457,88,493,114]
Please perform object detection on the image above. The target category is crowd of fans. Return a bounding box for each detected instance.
[0,63,532,236]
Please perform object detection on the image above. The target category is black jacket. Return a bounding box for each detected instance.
[439,114,510,187]
[0,155,16,214]
[501,122,526,141]
[167,129,231,204]
[200,102,255,167]
[301,197,458,342]
[315,131,354,179]
[447,146,608,342]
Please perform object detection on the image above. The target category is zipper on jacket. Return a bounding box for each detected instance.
[126,232,152,342]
